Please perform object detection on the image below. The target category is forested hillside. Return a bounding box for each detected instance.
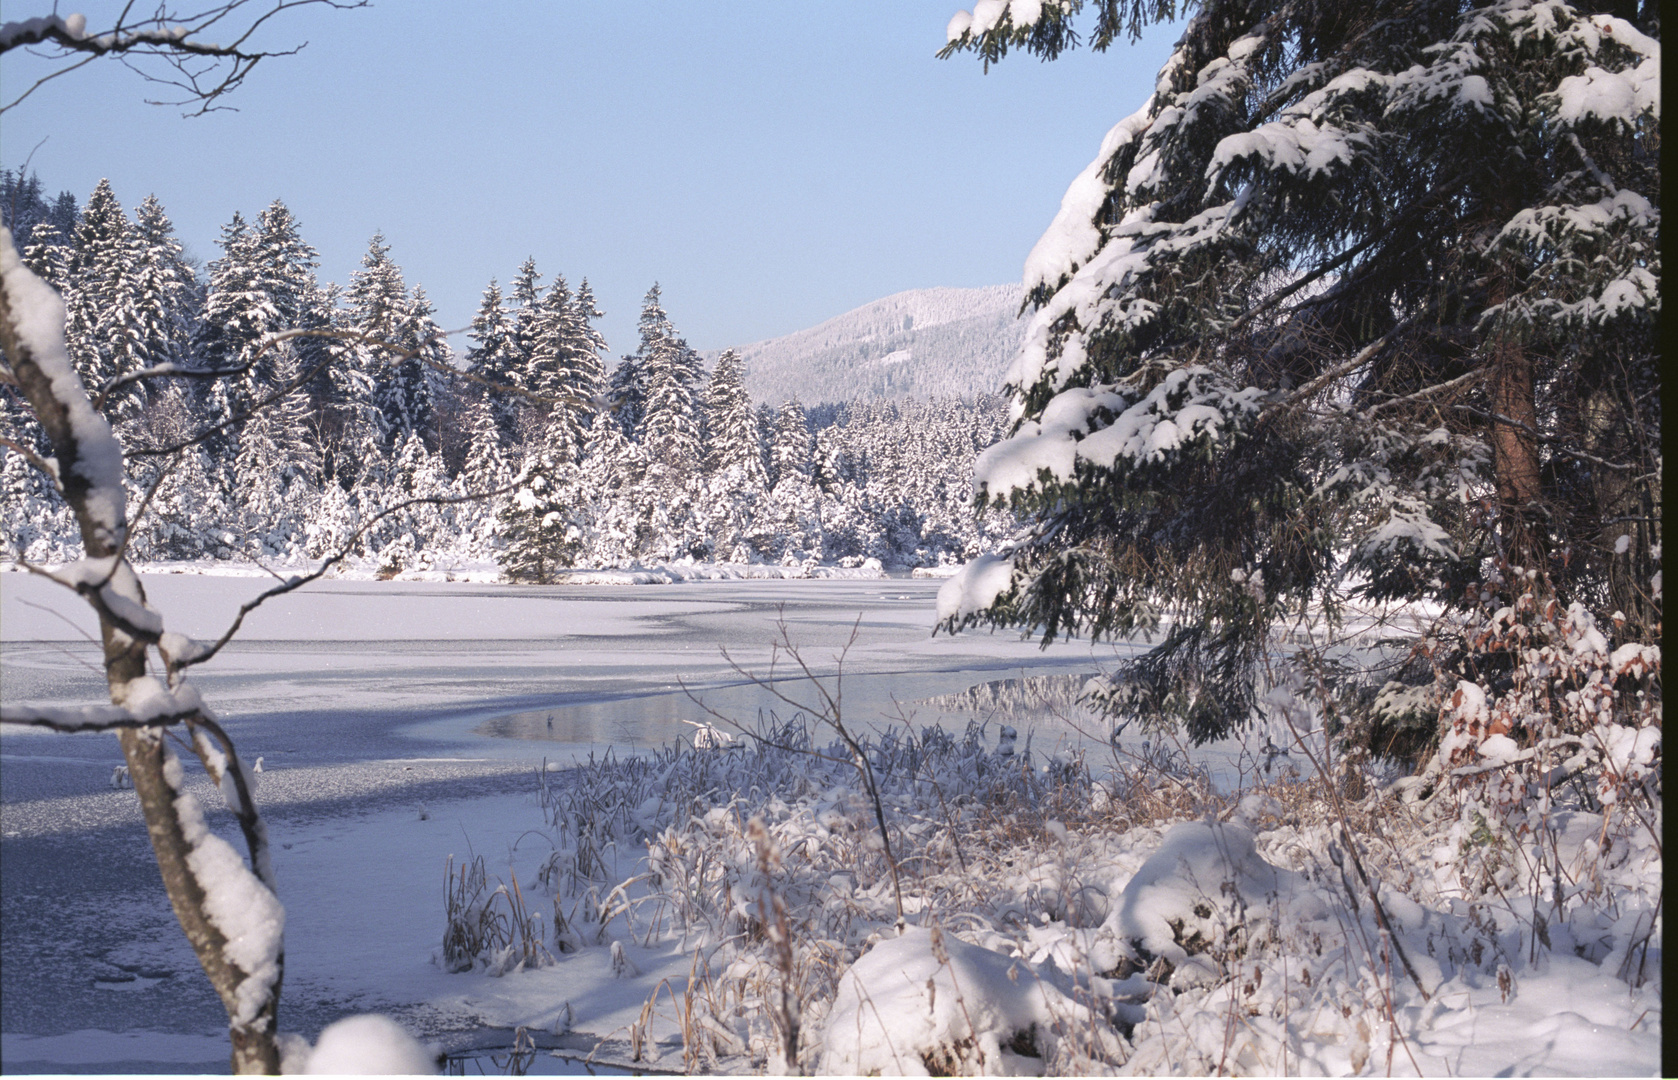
[723,283,1028,405]
[0,172,1017,577]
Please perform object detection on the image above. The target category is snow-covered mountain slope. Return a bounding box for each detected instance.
[721,284,1028,405]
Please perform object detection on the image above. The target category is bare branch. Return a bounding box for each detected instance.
[1,2,371,117]
[1357,367,1486,420]
[1448,404,1639,472]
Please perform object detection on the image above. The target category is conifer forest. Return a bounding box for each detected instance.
[0,171,1016,578]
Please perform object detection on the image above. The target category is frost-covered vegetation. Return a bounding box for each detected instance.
[939,0,1662,750]
[442,637,1660,1073]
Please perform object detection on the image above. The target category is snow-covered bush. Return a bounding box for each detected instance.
[454,676,1659,1075]
[1392,571,1662,988]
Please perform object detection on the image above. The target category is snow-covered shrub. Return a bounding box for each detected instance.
[1102,820,1322,988]
[820,924,1123,1075]
[1395,572,1662,984]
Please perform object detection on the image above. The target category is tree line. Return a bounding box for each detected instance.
[0,172,1017,578]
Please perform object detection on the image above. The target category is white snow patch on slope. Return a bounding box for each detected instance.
[717,284,1026,405]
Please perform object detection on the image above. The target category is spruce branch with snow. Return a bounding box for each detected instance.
[938,0,1661,750]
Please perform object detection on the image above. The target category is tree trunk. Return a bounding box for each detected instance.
[1486,302,1544,571]
[1,231,282,1074]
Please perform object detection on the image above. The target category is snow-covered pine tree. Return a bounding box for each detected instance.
[607,351,646,438]
[703,349,767,480]
[60,179,135,415]
[464,277,521,438]
[528,273,609,454]
[2,172,78,268]
[502,257,545,431]
[230,346,321,558]
[460,395,512,490]
[769,398,812,489]
[939,0,1661,743]
[498,419,582,583]
[343,231,404,456]
[754,399,824,563]
[0,169,47,236]
[629,286,707,558]
[571,278,611,383]
[639,336,702,477]
[572,409,649,565]
[397,285,447,441]
[21,221,71,289]
[197,201,337,451]
[193,209,258,383]
[121,195,200,393]
[345,233,442,449]
[133,442,235,562]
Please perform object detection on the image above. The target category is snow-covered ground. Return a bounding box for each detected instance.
[0,570,1114,1072]
[1,571,1660,1075]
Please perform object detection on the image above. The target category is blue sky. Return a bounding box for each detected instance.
[1,2,1179,356]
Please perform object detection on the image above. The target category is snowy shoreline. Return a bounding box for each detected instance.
[0,556,901,585]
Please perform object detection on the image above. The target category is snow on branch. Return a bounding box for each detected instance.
[0,1,369,116]
[0,226,128,554]
[1,687,204,732]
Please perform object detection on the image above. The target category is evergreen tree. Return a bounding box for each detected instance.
[198,201,336,437]
[1,172,77,254]
[194,210,259,377]
[121,195,199,391]
[0,169,47,236]
[48,190,79,240]
[607,352,646,437]
[506,257,544,391]
[460,396,513,493]
[528,273,608,454]
[769,399,812,489]
[572,410,648,565]
[941,0,1662,742]
[345,233,441,447]
[20,221,70,291]
[61,179,132,408]
[231,347,321,556]
[464,277,521,441]
[634,284,704,477]
[703,348,768,484]
[571,278,611,384]
[498,417,583,583]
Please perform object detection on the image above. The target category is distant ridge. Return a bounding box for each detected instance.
[719,284,1028,405]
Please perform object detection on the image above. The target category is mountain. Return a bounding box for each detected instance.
[718,284,1027,405]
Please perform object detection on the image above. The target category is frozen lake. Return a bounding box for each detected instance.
[0,572,1127,1072]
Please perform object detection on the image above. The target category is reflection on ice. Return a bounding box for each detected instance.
[478,666,1260,793]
